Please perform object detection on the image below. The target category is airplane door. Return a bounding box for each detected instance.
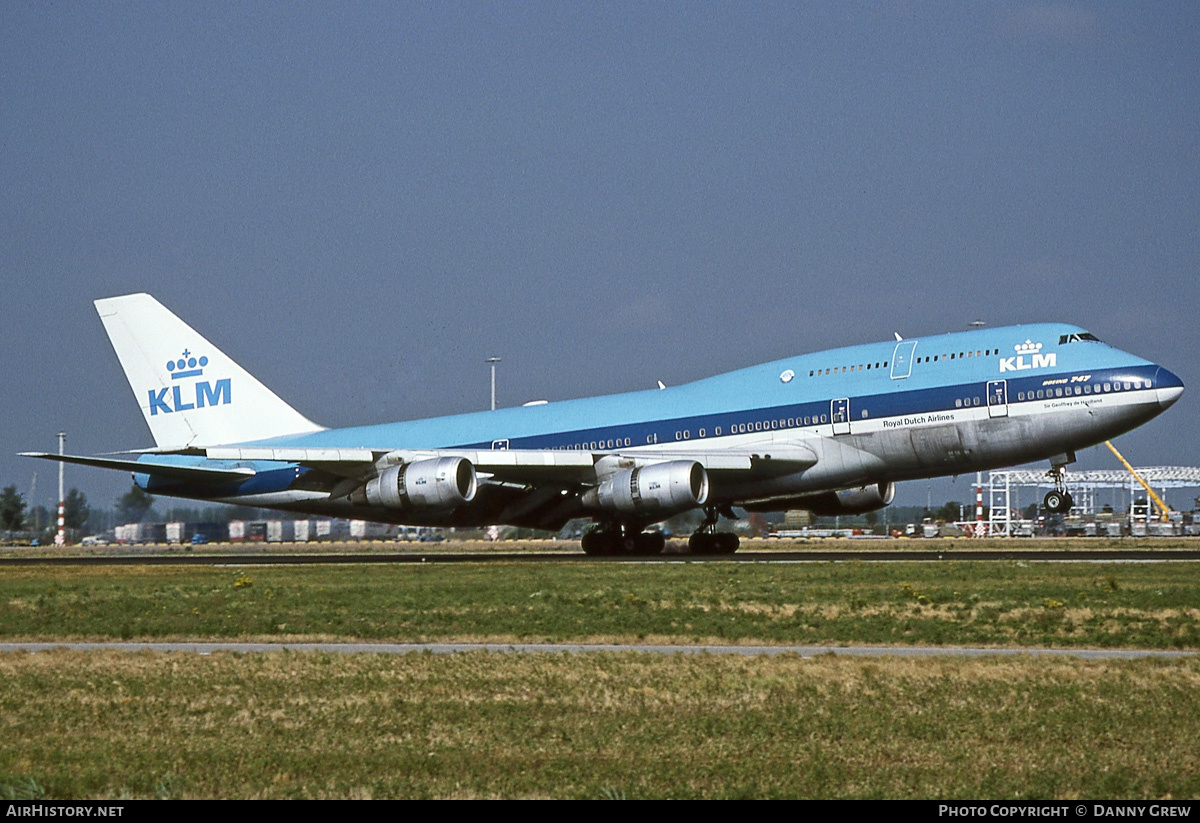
[831,398,850,435]
[987,380,1008,418]
[891,341,917,379]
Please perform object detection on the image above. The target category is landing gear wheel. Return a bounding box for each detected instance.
[1044,459,1075,514]
[688,530,740,555]
[583,526,665,556]
[1043,490,1074,514]
[581,531,610,556]
[689,504,740,555]
[634,532,665,556]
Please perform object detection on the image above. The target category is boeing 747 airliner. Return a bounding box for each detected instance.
[24,294,1183,554]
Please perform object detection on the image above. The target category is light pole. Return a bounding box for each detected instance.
[486,357,501,410]
[56,432,65,546]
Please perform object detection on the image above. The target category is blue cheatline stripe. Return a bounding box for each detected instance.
[453,366,1162,452]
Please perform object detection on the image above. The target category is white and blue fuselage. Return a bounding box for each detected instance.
[20,296,1183,549]
[123,321,1182,529]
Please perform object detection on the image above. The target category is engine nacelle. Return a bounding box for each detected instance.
[744,482,895,516]
[583,460,709,517]
[797,482,895,516]
[357,457,477,512]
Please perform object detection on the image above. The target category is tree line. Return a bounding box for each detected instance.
[0,483,282,543]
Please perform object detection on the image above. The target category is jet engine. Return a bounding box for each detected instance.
[583,460,709,517]
[743,482,895,516]
[353,457,477,512]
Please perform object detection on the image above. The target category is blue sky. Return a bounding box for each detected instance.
[3,2,1197,513]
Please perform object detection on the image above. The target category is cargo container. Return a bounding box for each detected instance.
[350,520,390,540]
[266,520,296,542]
[192,522,229,543]
[165,521,228,544]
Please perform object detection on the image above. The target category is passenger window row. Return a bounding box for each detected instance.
[918,349,997,364]
[808,348,1004,375]
[1017,379,1148,401]
[809,362,885,377]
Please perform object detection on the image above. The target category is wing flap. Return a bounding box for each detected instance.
[205,447,376,463]
[613,446,817,475]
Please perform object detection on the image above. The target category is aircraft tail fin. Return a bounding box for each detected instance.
[95,293,325,449]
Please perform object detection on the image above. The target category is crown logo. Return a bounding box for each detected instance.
[1014,340,1042,355]
[166,349,208,380]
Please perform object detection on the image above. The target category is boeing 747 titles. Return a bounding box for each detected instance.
[23,294,1183,554]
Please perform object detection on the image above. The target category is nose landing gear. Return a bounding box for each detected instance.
[1043,460,1075,514]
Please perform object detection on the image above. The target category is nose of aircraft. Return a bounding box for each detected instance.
[1156,367,1185,410]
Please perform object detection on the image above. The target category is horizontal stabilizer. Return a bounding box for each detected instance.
[20,452,256,483]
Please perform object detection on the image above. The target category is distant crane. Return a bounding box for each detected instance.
[1105,440,1170,522]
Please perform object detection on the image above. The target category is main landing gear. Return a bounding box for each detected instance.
[581,524,665,556]
[688,505,740,555]
[1043,461,1075,514]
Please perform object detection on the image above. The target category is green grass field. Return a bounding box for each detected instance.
[2,553,1199,798]
[2,559,1198,648]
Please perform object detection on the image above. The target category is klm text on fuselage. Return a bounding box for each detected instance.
[999,353,1056,373]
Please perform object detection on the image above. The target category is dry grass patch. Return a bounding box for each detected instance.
[2,650,1200,799]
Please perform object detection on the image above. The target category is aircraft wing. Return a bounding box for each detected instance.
[22,444,817,500]
[201,444,818,531]
[201,445,818,484]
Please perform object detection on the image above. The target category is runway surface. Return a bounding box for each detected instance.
[2,641,1195,659]
[3,548,1200,566]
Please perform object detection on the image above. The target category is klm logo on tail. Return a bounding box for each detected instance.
[999,340,1056,373]
[148,349,231,415]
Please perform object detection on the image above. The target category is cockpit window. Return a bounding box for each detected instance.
[1058,332,1102,344]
